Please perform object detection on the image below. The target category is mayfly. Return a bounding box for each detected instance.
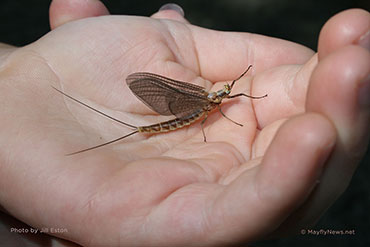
[53,65,267,155]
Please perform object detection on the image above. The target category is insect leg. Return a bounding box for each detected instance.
[217,105,243,127]
[228,93,268,99]
[200,112,209,142]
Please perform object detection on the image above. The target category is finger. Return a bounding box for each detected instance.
[254,9,369,128]
[210,113,335,241]
[49,0,110,30]
[291,45,370,228]
[151,3,188,24]
[252,56,317,128]
[309,45,370,164]
[318,9,370,60]
[189,26,314,82]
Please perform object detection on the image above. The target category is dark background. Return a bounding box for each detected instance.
[1,0,369,246]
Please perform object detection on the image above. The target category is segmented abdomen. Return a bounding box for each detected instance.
[138,109,206,133]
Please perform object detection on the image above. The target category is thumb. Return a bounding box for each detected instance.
[49,0,109,30]
[151,3,189,24]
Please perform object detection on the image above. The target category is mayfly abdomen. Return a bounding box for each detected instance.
[138,109,206,133]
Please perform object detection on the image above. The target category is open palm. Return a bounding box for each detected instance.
[1,6,369,247]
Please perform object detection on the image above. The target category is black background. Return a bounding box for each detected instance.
[1,0,369,246]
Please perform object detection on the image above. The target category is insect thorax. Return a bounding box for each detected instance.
[207,84,231,104]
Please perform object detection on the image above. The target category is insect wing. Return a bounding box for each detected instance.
[126,72,209,118]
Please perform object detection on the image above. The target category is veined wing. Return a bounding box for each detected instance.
[126,72,210,118]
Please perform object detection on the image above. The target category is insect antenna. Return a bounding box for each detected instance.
[228,65,268,99]
[230,64,253,89]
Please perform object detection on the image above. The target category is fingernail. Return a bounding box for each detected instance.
[159,3,184,17]
[358,30,370,51]
[358,75,370,108]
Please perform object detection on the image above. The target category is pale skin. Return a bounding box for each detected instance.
[0,0,369,246]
